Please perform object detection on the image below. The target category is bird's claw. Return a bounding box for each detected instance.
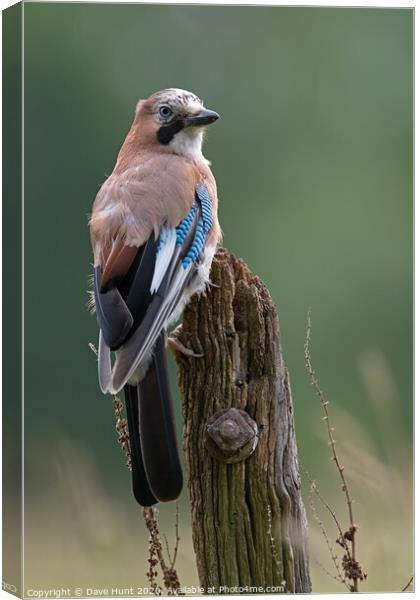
[166,335,204,358]
[208,279,221,289]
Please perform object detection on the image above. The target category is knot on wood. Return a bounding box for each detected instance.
[205,408,259,463]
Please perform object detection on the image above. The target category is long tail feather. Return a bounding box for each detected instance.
[124,385,157,507]
[138,333,183,502]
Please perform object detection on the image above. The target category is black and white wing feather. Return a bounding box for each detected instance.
[93,184,214,394]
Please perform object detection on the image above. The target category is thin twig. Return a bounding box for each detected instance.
[145,508,161,596]
[163,503,181,568]
[308,495,349,590]
[163,533,173,566]
[171,502,181,570]
[313,557,346,586]
[112,395,132,470]
[305,472,351,559]
[402,576,413,592]
[143,507,183,595]
[305,309,364,592]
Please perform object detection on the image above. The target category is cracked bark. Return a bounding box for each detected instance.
[174,249,311,593]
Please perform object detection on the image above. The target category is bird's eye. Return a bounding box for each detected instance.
[159,106,173,118]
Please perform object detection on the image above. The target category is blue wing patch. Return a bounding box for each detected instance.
[180,184,213,269]
[196,183,213,234]
[176,202,198,246]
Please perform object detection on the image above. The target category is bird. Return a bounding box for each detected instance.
[89,88,221,507]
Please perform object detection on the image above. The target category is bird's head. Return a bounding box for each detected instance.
[134,88,219,162]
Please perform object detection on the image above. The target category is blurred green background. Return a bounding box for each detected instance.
[21,3,412,594]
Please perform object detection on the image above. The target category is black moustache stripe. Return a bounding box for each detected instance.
[157,119,184,145]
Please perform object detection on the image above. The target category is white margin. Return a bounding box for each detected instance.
[0,2,415,600]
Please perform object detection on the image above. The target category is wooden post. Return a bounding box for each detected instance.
[173,249,311,593]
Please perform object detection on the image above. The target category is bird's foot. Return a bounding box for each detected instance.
[167,326,204,358]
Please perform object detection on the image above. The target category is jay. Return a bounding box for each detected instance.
[89,89,221,506]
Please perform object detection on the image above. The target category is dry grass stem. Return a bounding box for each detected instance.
[163,503,180,569]
[143,507,183,595]
[163,533,172,566]
[307,474,351,559]
[304,471,351,590]
[305,310,367,592]
[171,503,181,570]
[308,494,349,590]
[112,395,132,470]
[402,576,413,592]
[144,508,161,596]
[313,557,346,586]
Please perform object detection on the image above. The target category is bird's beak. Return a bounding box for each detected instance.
[184,108,220,127]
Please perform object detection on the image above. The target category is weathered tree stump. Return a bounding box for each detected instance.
[174,249,311,593]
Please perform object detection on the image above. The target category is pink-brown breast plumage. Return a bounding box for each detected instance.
[90,151,220,273]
